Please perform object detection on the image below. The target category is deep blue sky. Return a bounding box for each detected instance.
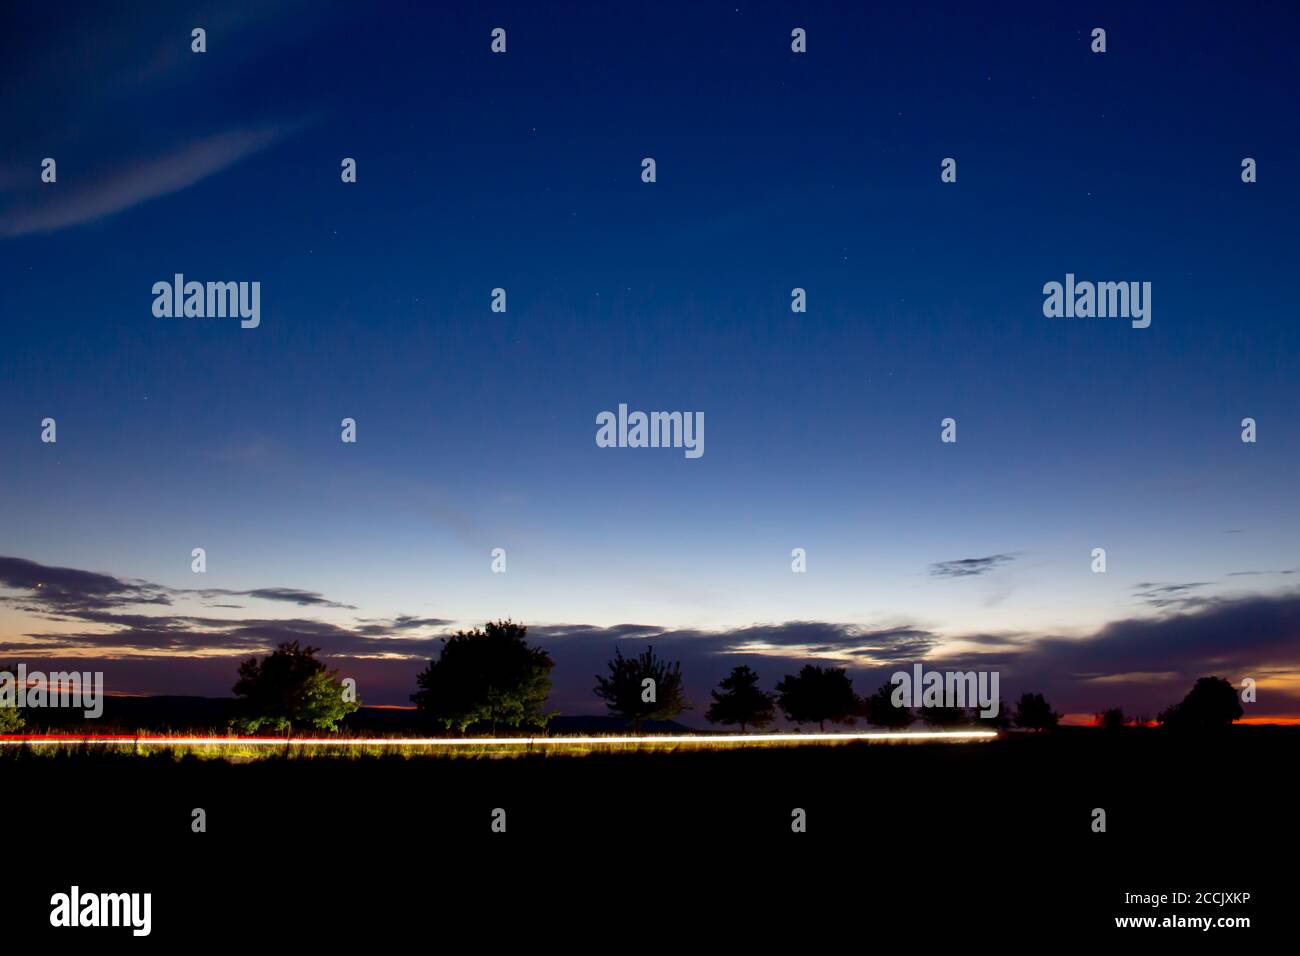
[2,1,1298,719]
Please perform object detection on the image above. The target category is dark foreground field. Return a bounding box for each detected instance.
[9,728,1292,943]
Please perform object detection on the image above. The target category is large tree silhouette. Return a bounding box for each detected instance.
[594,644,686,733]
[1158,676,1243,731]
[411,620,555,734]
[1013,692,1059,732]
[706,665,776,732]
[775,664,859,732]
[233,641,360,734]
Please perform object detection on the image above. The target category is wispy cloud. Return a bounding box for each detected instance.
[1131,581,1213,609]
[187,587,355,610]
[0,124,300,238]
[0,556,352,613]
[930,554,1016,578]
[0,556,171,612]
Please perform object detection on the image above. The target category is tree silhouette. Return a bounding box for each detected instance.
[0,705,20,733]
[594,644,686,733]
[706,665,776,732]
[985,699,1013,729]
[1157,676,1243,731]
[862,680,914,728]
[0,664,23,732]
[1095,707,1126,730]
[1013,692,1059,732]
[411,620,555,735]
[918,704,974,727]
[233,641,360,734]
[775,664,859,732]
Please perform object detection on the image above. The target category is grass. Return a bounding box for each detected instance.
[0,727,995,760]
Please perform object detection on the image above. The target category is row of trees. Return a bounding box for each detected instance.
[400,621,1054,734]
[704,663,1063,733]
[0,651,364,736]
[0,625,1249,736]
[1094,677,1245,730]
[7,620,1226,736]
[408,623,1245,734]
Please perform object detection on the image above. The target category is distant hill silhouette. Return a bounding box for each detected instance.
[25,695,240,731]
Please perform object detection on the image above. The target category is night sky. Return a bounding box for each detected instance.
[2,1,1298,723]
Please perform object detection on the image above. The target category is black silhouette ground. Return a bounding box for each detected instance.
[11,727,1291,943]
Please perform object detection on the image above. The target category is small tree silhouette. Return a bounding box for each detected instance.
[594,644,686,733]
[1095,707,1126,730]
[985,698,1013,729]
[1013,692,1059,732]
[1157,676,1243,731]
[862,680,914,728]
[775,664,859,732]
[918,704,974,727]
[0,705,20,733]
[706,665,776,732]
[0,664,24,732]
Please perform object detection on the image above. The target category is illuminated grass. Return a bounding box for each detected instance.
[0,729,995,759]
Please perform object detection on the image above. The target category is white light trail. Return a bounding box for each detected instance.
[0,730,996,747]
